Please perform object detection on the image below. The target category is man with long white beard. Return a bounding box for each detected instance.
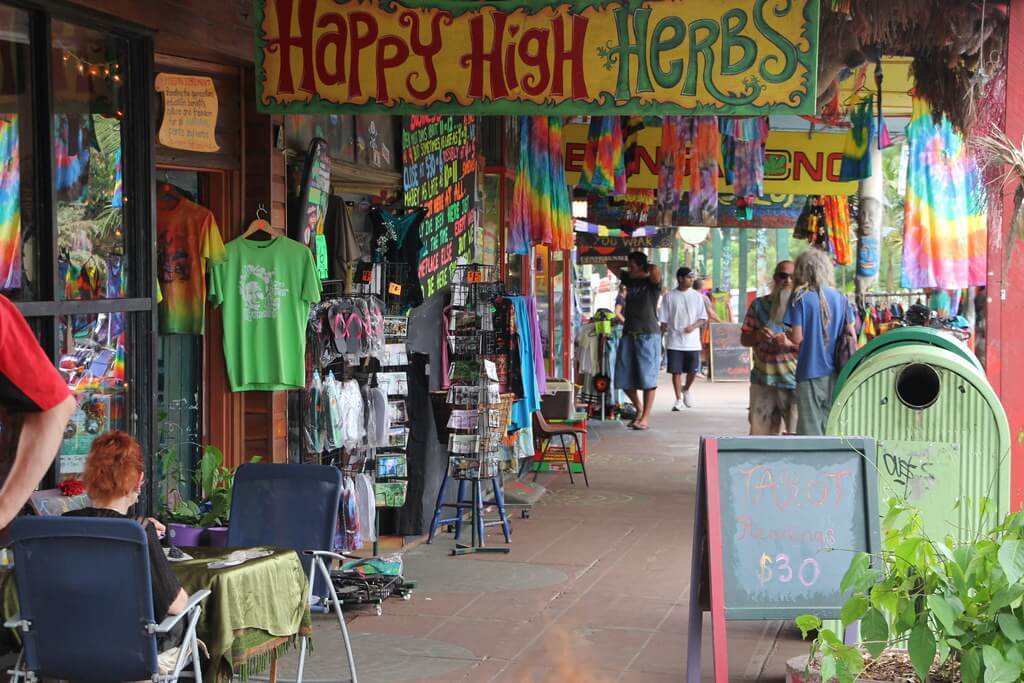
[740,260,799,435]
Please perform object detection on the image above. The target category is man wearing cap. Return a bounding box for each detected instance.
[659,267,707,411]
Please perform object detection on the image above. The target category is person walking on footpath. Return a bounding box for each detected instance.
[613,251,662,430]
[660,267,707,410]
[782,249,856,435]
[0,295,76,528]
[741,260,799,434]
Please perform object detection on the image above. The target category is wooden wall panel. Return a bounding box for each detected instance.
[68,0,254,64]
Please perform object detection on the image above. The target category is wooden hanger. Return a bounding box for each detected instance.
[242,205,283,239]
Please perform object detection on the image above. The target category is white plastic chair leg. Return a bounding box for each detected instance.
[316,556,358,683]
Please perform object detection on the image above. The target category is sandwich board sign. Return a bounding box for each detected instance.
[686,436,880,681]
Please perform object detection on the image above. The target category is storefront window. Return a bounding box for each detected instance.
[0,7,37,301]
[56,311,129,481]
[51,21,129,300]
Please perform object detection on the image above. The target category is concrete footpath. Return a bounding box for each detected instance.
[269,377,809,682]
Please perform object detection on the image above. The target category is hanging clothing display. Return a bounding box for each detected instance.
[509,116,573,254]
[793,196,853,266]
[156,197,226,335]
[577,116,626,197]
[509,295,545,430]
[325,195,362,283]
[901,98,987,289]
[209,235,321,391]
[656,115,686,219]
[720,117,769,202]
[839,95,892,183]
[684,117,720,226]
[368,206,425,306]
[0,115,21,291]
[621,115,645,176]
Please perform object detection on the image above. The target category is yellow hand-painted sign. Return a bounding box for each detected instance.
[256,0,820,116]
[154,73,220,153]
[564,123,857,195]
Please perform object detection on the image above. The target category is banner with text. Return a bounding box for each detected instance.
[403,115,477,299]
[565,123,856,196]
[256,0,819,116]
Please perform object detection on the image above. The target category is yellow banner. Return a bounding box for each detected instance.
[565,123,857,195]
[256,0,819,115]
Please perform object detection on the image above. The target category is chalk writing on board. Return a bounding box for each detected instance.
[717,447,874,615]
[401,115,477,299]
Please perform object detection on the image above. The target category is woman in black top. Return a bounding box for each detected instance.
[64,430,187,650]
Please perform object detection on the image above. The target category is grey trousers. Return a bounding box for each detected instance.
[795,375,835,435]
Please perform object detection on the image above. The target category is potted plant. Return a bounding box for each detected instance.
[794,499,1024,683]
[164,446,259,547]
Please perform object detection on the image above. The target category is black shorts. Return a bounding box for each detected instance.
[667,349,701,375]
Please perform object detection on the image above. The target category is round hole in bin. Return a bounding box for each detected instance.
[895,363,941,410]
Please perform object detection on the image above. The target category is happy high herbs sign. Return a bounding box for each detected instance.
[256,0,819,116]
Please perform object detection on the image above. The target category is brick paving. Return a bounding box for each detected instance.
[271,377,810,682]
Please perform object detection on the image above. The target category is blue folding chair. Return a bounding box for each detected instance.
[228,463,358,683]
[4,516,209,683]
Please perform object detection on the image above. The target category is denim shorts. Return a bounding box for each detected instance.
[614,332,661,391]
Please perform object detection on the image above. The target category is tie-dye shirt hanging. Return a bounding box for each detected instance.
[656,116,686,220]
[577,116,626,198]
[720,117,769,199]
[509,116,573,253]
[0,115,22,291]
[901,98,986,289]
[684,117,720,227]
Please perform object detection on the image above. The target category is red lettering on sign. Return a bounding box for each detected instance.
[463,13,509,99]
[267,0,318,95]
[518,28,551,96]
[550,15,589,99]
[401,11,448,99]
[376,35,410,101]
[348,12,378,98]
[792,151,822,182]
[826,152,844,182]
[315,12,347,86]
[566,142,586,172]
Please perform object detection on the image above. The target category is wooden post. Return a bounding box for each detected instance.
[994,0,1024,509]
[738,229,749,322]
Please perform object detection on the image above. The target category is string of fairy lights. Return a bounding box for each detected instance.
[58,47,122,83]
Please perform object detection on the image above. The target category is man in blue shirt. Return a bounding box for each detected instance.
[781,248,856,435]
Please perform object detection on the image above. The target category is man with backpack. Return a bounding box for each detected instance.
[781,249,857,435]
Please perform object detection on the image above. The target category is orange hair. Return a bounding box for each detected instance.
[83,430,143,503]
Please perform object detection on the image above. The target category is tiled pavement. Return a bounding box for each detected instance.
[268,378,810,682]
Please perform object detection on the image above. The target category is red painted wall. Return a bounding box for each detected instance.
[991,0,1024,509]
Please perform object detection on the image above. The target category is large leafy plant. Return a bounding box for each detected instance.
[797,499,1024,683]
[165,446,260,527]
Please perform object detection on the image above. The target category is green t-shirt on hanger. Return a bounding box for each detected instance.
[209,236,322,391]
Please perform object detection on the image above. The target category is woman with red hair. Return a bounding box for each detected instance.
[64,430,187,651]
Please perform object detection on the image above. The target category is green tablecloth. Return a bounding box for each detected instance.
[173,547,312,681]
[2,548,312,682]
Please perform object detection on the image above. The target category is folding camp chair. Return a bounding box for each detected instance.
[4,516,209,683]
[228,463,358,683]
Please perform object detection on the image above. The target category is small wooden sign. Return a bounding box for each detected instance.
[154,73,219,152]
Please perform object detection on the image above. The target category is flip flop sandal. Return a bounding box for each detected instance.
[631,423,649,431]
[345,310,365,356]
[329,305,347,355]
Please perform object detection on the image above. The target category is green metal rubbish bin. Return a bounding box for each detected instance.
[833,326,982,399]
[827,344,1010,542]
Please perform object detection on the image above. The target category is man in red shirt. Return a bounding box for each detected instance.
[0,295,76,527]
